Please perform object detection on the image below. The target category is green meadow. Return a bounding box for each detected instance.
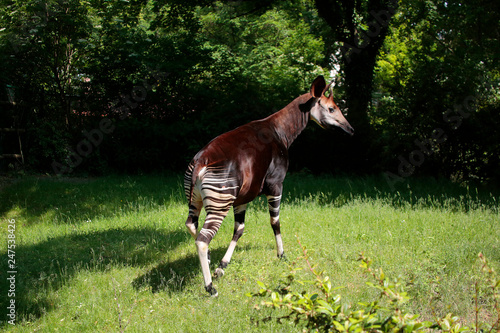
[0,174,499,332]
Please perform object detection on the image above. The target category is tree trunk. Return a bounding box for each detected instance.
[314,0,397,171]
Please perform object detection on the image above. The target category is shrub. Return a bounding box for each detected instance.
[248,238,500,332]
[26,120,72,173]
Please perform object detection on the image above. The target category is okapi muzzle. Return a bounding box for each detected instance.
[184,75,354,296]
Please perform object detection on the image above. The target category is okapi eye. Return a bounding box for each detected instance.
[328,107,334,113]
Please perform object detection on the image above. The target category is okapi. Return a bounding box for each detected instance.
[184,75,354,296]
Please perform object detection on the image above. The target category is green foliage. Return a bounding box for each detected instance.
[0,0,330,174]
[372,0,500,181]
[25,120,72,170]
[0,0,92,118]
[196,1,328,113]
[0,0,499,181]
[249,239,500,332]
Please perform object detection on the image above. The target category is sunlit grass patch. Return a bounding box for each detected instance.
[0,174,498,331]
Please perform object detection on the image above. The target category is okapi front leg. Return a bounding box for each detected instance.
[267,194,285,258]
[215,204,247,278]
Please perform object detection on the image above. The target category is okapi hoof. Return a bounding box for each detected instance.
[278,253,287,261]
[214,267,225,279]
[205,283,218,297]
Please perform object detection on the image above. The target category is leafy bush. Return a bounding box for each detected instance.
[26,120,73,173]
[248,238,500,332]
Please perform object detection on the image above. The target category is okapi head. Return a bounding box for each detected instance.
[308,76,355,135]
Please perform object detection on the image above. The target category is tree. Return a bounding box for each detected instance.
[314,0,397,125]
[312,0,398,171]
[373,0,500,182]
[1,0,96,123]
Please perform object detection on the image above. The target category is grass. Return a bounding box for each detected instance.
[0,173,499,332]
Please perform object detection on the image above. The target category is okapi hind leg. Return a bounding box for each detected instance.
[215,204,248,278]
[186,202,216,265]
[195,240,217,296]
[196,208,231,297]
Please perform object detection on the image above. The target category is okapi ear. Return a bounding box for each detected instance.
[323,81,334,98]
[310,76,326,98]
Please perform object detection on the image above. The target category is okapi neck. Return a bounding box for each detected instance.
[269,94,311,148]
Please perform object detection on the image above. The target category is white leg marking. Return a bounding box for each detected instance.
[271,215,284,257]
[275,233,284,257]
[221,222,245,264]
[187,223,198,239]
[196,241,215,295]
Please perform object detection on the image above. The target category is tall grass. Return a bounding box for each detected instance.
[0,174,498,331]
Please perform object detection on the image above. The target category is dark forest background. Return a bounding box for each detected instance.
[1,0,499,187]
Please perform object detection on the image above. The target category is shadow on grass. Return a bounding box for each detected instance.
[283,173,500,212]
[0,175,184,225]
[132,247,228,294]
[0,227,190,326]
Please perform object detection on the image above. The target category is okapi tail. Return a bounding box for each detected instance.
[183,161,204,205]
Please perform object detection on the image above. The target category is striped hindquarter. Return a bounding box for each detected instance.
[184,162,239,243]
